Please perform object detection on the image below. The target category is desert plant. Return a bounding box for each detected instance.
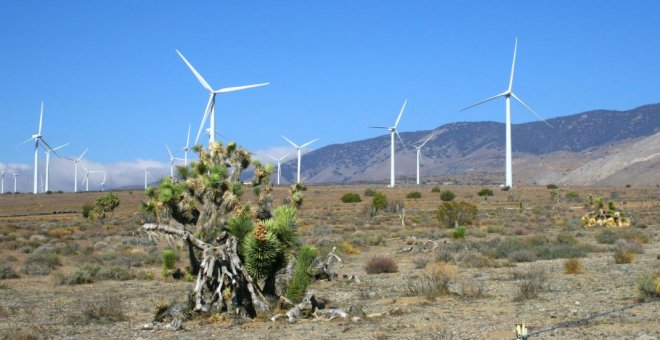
[546,184,558,189]
[92,192,120,222]
[364,188,377,197]
[406,191,422,199]
[364,255,398,274]
[81,202,94,219]
[341,192,362,203]
[161,250,177,271]
[613,250,634,264]
[78,294,127,323]
[514,268,546,301]
[22,253,61,276]
[372,192,388,211]
[440,190,456,202]
[452,226,466,239]
[436,201,478,228]
[284,245,318,303]
[477,188,494,200]
[595,229,619,244]
[0,263,19,279]
[564,258,582,274]
[565,191,580,202]
[403,262,458,299]
[431,186,441,193]
[637,271,660,301]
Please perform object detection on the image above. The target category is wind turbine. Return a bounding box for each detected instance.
[80,163,101,192]
[44,143,69,193]
[66,148,88,193]
[182,124,191,166]
[369,99,408,188]
[411,134,434,185]
[267,153,290,186]
[281,136,319,184]
[461,38,551,188]
[18,102,56,194]
[12,170,19,193]
[144,169,154,190]
[1,169,4,194]
[176,50,269,147]
[100,172,106,192]
[166,145,184,178]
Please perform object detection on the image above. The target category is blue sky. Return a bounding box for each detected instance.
[1,1,659,191]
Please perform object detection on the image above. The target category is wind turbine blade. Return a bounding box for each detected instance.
[420,134,434,148]
[77,148,89,161]
[508,38,518,92]
[368,126,389,129]
[460,92,507,112]
[166,144,173,159]
[18,137,34,146]
[185,124,191,149]
[175,49,213,92]
[40,139,56,154]
[281,135,299,148]
[195,94,214,145]
[280,153,290,161]
[395,130,406,148]
[216,83,269,93]
[52,143,69,152]
[510,93,552,128]
[300,138,319,148]
[38,102,44,135]
[267,155,277,161]
[394,99,407,128]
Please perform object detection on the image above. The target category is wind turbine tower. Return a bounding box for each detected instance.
[67,148,88,193]
[411,134,434,185]
[176,50,269,147]
[281,136,319,184]
[268,153,290,186]
[12,171,18,193]
[1,170,4,194]
[369,100,407,188]
[461,38,551,188]
[19,102,56,194]
[44,143,68,193]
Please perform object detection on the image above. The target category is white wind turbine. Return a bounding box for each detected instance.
[182,124,191,166]
[369,99,408,188]
[461,38,551,188]
[66,148,88,193]
[100,172,106,192]
[411,134,434,185]
[144,169,154,190]
[267,153,290,186]
[12,170,19,193]
[281,136,319,184]
[80,163,101,192]
[1,169,4,194]
[18,102,56,194]
[176,50,269,147]
[44,143,69,193]
[166,145,184,178]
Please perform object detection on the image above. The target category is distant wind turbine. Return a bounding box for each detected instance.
[66,148,88,193]
[1,170,4,194]
[369,99,408,188]
[166,144,184,178]
[411,134,434,185]
[44,143,69,193]
[176,50,269,147]
[12,170,19,193]
[461,38,551,188]
[267,153,290,186]
[100,172,106,192]
[182,124,191,166]
[144,169,154,190]
[281,136,319,184]
[18,102,56,194]
[80,163,101,192]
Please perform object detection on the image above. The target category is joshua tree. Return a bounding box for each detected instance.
[139,141,316,319]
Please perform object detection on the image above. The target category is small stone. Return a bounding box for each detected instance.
[140,323,154,330]
[575,301,580,305]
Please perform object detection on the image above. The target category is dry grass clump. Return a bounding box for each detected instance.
[0,263,20,280]
[637,271,660,301]
[22,253,61,275]
[364,255,398,274]
[513,268,547,301]
[613,250,635,264]
[337,241,360,255]
[412,256,430,269]
[460,280,487,299]
[404,262,459,299]
[563,258,583,274]
[74,294,127,324]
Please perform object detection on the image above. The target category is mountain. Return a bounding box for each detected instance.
[279,103,660,186]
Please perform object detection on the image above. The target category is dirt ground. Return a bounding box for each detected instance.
[0,185,658,339]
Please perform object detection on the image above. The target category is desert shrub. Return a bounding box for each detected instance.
[364,255,398,274]
[440,190,456,202]
[514,268,547,301]
[458,251,495,268]
[536,244,587,260]
[620,229,649,244]
[77,294,127,324]
[364,188,377,197]
[22,253,61,275]
[614,250,634,264]
[161,249,177,271]
[385,199,404,213]
[431,187,441,193]
[337,241,360,255]
[508,250,537,263]
[96,266,135,281]
[92,192,120,222]
[555,233,578,245]
[284,245,318,303]
[436,201,478,228]
[81,202,94,219]
[406,191,422,199]
[372,192,388,211]
[53,268,94,285]
[637,271,660,301]
[564,258,582,274]
[596,229,619,244]
[614,239,644,254]
[0,263,19,279]
[341,193,362,203]
[477,188,494,199]
[403,262,458,299]
[461,281,487,299]
[413,256,430,269]
[546,184,558,189]
[565,191,580,202]
[452,226,466,239]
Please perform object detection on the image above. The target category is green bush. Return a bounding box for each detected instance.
[93,192,120,222]
[436,201,478,228]
[431,187,441,193]
[161,250,177,271]
[284,245,319,303]
[477,188,494,199]
[341,193,362,203]
[372,192,388,211]
[440,190,456,202]
[452,226,466,239]
[81,202,94,219]
[364,188,377,197]
[0,263,19,279]
[23,253,62,275]
[406,191,422,199]
[595,229,619,244]
[546,184,559,189]
[565,191,580,202]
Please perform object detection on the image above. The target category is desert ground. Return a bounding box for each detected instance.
[0,185,658,339]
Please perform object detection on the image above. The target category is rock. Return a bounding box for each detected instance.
[575,301,580,305]
[94,241,109,250]
[29,234,48,243]
[140,323,154,330]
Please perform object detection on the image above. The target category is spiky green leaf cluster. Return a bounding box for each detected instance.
[285,245,319,303]
[243,224,285,280]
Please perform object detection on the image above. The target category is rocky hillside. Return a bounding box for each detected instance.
[280,103,660,186]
